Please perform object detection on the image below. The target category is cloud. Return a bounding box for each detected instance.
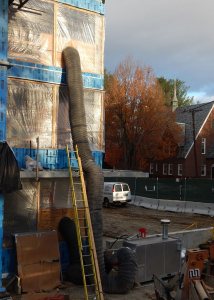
[104,0,214,101]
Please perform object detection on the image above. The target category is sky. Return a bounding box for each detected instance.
[104,0,214,103]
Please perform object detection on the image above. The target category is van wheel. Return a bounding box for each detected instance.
[103,198,110,208]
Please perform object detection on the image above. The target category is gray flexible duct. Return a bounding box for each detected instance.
[63,46,137,293]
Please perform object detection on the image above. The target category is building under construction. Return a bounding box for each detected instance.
[0,0,106,298]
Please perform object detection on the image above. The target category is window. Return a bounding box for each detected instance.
[201,165,206,176]
[168,164,173,175]
[150,163,154,174]
[178,164,183,176]
[122,184,129,191]
[201,138,206,154]
[114,184,122,192]
[163,163,167,175]
[156,163,158,172]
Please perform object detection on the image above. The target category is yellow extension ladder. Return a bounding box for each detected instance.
[66,145,104,300]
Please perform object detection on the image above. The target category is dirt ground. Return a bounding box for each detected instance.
[102,204,214,238]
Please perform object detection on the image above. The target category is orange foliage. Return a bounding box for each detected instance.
[105,58,181,170]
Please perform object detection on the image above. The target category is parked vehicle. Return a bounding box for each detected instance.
[103,182,132,207]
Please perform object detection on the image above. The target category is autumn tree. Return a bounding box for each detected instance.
[105,59,181,170]
[158,77,194,107]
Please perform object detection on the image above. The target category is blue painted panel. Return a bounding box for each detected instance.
[13,148,103,170]
[2,248,16,276]
[0,0,8,61]
[8,60,104,90]
[59,0,105,14]
[0,0,8,142]
[0,67,7,141]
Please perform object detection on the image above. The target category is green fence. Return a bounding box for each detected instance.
[104,177,214,203]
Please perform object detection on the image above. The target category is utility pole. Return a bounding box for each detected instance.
[191,110,198,177]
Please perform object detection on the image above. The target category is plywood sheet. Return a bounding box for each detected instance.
[15,231,60,292]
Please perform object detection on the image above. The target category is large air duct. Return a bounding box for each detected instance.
[63,47,137,293]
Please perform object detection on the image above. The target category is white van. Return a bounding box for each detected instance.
[103,182,132,207]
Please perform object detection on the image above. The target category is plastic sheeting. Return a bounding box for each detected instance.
[8,0,54,66]
[57,85,104,151]
[3,180,38,246]
[7,79,104,151]
[57,4,104,74]
[40,178,72,209]
[0,142,22,193]
[7,79,53,148]
[8,0,104,74]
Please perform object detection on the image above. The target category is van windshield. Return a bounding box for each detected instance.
[114,184,122,192]
[122,184,129,191]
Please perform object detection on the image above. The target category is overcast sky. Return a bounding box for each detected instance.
[104,0,214,103]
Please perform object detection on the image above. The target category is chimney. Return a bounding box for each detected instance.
[161,219,170,239]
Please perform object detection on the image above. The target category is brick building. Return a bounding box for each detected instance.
[149,100,214,178]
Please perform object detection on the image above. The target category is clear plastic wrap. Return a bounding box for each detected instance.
[57,4,104,74]
[8,0,105,74]
[40,178,75,209]
[7,79,104,151]
[8,0,54,66]
[7,79,53,148]
[4,180,37,245]
[57,86,104,151]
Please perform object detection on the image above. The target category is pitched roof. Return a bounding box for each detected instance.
[175,101,214,158]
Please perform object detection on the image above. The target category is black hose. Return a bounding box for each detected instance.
[58,217,83,285]
[63,46,137,293]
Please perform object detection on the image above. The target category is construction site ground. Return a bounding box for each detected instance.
[102,204,214,238]
[12,204,214,300]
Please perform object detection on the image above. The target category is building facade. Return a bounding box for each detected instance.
[149,101,214,178]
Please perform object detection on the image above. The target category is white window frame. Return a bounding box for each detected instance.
[178,164,183,176]
[168,164,173,175]
[150,163,154,174]
[201,138,206,154]
[201,165,206,176]
[163,163,167,175]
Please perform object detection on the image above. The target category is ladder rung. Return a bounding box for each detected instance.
[85,273,94,277]
[84,263,92,267]
[86,283,96,287]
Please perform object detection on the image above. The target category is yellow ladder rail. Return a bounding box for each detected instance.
[66,145,104,300]
[75,145,104,300]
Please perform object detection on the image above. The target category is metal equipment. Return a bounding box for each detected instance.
[123,236,181,283]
